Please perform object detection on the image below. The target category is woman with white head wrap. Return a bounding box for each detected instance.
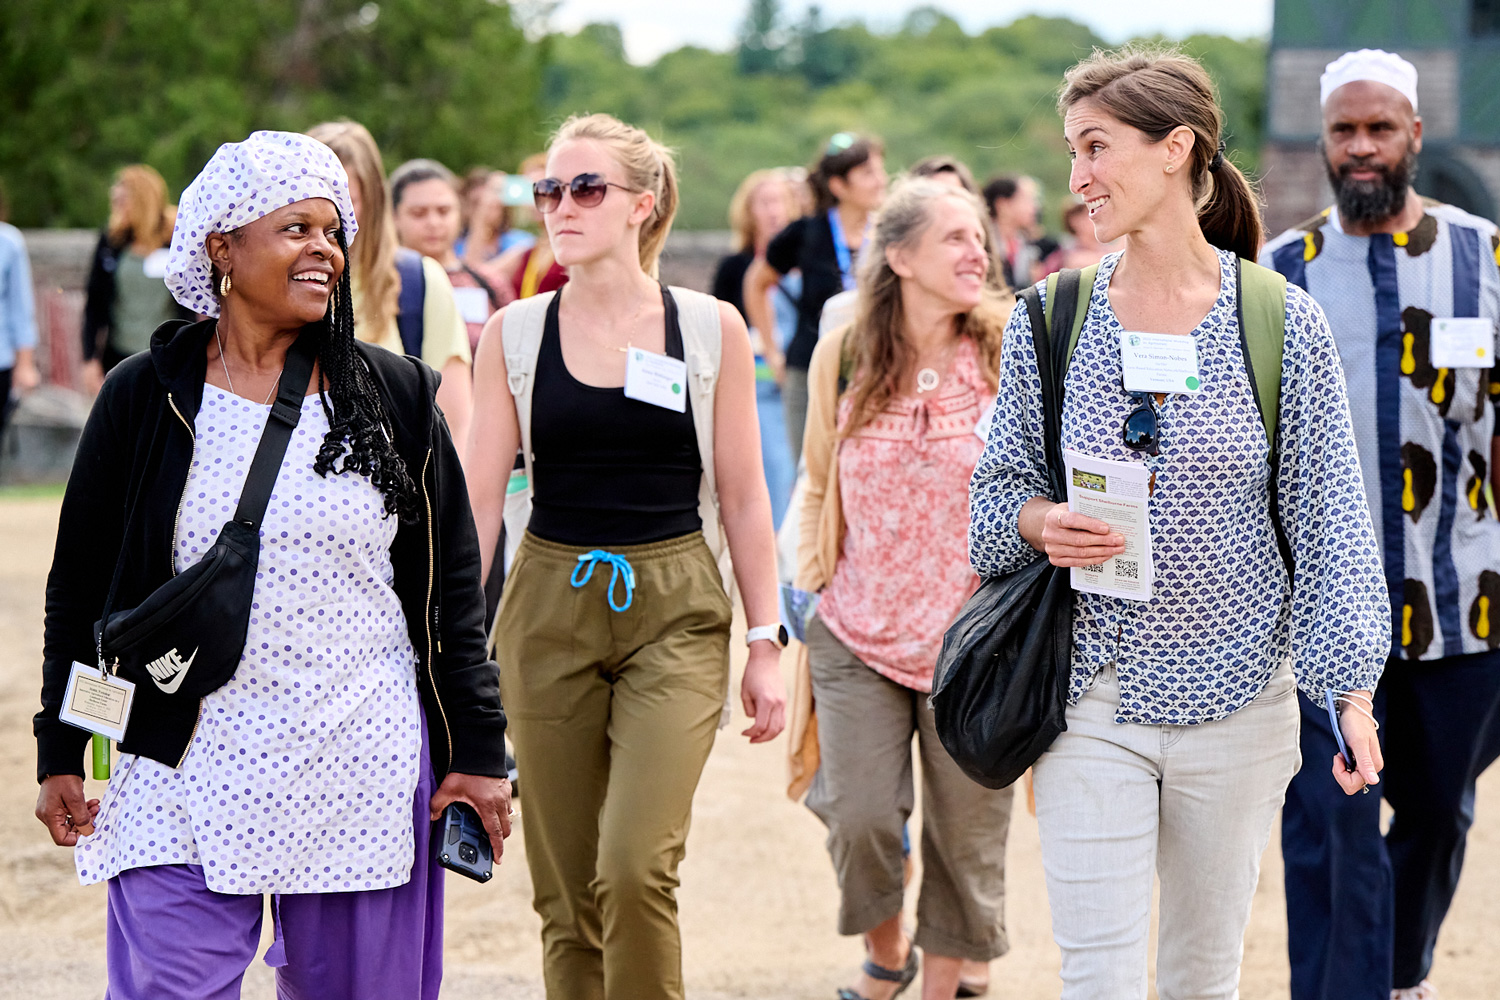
[34,130,511,999]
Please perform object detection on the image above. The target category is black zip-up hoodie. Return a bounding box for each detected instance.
[35,318,506,783]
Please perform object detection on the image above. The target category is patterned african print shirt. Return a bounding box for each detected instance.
[970,248,1390,724]
[1263,202,1500,662]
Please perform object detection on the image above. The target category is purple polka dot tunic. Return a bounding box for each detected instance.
[75,385,422,894]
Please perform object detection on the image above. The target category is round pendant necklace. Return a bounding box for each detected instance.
[915,367,941,393]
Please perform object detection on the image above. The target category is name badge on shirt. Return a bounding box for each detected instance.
[1120,331,1202,394]
[451,286,492,326]
[58,661,135,742]
[974,402,996,443]
[1430,317,1495,368]
[624,347,688,413]
[141,249,170,280]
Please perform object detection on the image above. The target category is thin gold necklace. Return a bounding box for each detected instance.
[215,326,285,405]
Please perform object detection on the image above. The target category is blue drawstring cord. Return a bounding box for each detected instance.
[570,550,637,612]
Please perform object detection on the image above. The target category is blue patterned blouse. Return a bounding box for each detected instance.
[969,248,1390,725]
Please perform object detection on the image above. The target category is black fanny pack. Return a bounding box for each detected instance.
[96,333,317,706]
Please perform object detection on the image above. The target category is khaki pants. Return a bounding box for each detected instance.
[1032,663,1301,1000]
[805,615,1013,960]
[496,531,732,1000]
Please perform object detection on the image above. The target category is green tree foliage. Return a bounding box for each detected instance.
[1,1,1265,234]
[0,0,545,227]
[544,9,1267,231]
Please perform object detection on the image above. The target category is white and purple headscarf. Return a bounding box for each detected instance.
[166,130,358,317]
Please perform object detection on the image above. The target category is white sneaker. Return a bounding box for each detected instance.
[1391,980,1438,1000]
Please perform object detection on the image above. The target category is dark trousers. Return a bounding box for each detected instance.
[0,366,13,443]
[1283,650,1500,997]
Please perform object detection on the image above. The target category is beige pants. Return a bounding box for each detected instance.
[805,615,1014,960]
[496,531,732,1000]
[1032,663,1302,1000]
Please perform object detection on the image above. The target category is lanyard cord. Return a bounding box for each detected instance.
[570,550,637,612]
[828,207,863,292]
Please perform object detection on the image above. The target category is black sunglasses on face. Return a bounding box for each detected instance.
[1122,391,1160,456]
[532,173,637,214]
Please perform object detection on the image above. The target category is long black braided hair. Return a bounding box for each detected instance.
[308,222,420,522]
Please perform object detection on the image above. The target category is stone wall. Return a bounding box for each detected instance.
[2,227,736,484]
[18,227,735,380]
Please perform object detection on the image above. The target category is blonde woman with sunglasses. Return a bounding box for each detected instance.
[465,113,786,1000]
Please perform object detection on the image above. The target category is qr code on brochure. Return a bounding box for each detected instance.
[1116,559,1139,580]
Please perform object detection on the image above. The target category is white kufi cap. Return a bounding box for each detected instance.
[166,130,358,317]
[1320,49,1419,112]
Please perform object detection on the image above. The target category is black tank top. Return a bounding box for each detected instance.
[527,286,703,546]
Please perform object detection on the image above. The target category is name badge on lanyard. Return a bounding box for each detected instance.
[829,208,860,292]
[624,347,688,412]
[1120,331,1203,394]
[59,661,135,742]
[1430,317,1496,368]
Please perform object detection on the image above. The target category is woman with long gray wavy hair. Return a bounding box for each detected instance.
[792,177,1014,1000]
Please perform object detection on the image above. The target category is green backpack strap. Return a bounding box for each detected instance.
[1236,257,1293,574]
[1237,259,1287,453]
[1044,264,1099,371]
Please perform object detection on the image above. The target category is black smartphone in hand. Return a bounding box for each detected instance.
[437,802,493,883]
[1325,690,1354,772]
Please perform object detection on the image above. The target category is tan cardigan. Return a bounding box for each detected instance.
[786,325,850,799]
[784,295,1013,799]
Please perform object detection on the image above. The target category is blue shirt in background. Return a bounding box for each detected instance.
[0,222,37,371]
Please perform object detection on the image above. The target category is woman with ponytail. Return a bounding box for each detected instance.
[968,49,1389,998]
[34,131,510,999]
[466,113,785,1000]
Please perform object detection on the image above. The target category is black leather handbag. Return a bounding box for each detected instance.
[95,333,317,710]
[930,271,1083,790]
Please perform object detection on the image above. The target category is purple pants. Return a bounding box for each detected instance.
[104,724,444,1000]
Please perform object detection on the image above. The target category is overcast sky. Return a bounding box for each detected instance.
[551,0,1275,64]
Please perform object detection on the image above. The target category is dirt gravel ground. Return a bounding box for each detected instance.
[3,495,1498,999]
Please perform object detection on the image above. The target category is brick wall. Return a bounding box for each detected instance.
[1259,143,1334,236]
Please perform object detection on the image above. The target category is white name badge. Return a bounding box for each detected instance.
[141,248,170,280]
[1120,331,1202,394]
[451,286,492,326]
[1431,317,1495,368]
[58,662,135,742]
[974,402,996,443]
[624,347,688,412]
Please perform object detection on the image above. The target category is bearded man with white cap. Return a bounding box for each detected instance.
[1262,49,1500,1000]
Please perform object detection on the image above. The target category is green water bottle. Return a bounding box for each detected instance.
[92,733,110,780]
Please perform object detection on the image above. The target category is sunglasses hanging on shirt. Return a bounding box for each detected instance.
[1122,391,1161,456]
[533,172,638,214]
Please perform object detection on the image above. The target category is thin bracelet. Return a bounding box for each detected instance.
[1335,696,1380,730]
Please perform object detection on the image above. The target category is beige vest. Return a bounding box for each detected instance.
[493,286,737,721]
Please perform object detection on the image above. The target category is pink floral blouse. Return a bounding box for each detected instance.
[817,338,990,692]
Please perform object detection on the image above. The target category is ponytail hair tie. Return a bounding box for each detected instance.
[1209,140,1227,173]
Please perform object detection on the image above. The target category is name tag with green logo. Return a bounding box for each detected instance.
[1120,330,1201,394]
[624,347,688,412]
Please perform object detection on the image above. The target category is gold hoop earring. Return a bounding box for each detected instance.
[219,273,232,297]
